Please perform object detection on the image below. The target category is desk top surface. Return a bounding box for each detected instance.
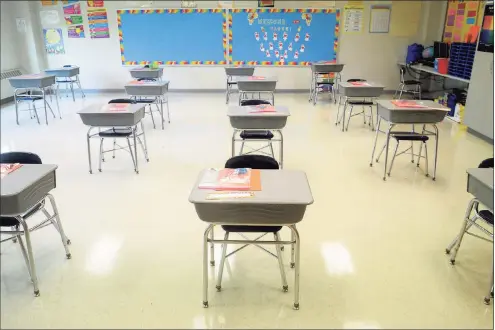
[77,103,146,115]
[1,164,57,197]
[397,62,470,84]
[376,100,450,112]
[236,76,278,82]
[129,68,163,72]
[339,81,384,88]
[189,169,313,205]
[10,73,55,80]
[45,67,78,72]
[467,168,494,191]
[227,105,290,117]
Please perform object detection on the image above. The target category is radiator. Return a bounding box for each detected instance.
[1,68,23,100]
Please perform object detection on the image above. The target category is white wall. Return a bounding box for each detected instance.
[4,1,447,91]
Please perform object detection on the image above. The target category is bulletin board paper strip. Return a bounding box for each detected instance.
[117,9,228,65]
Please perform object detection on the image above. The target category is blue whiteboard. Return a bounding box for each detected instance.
[117,9,228,65]
[229,9,340,66]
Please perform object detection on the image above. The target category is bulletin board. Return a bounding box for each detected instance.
[229,9,340,66]
[117,9,228,65]
[443,0,483,43]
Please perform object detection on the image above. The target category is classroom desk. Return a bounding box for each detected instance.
[44,66,85,102]
[124,80,171,130]
[236,76,278,105]
[225,67,255,104]
[8,73,60,125]
[398,62,471,84]
[78,103,148,174]
[369,100,449,181]
[309,62,345,105]
[467,168,494,211]
[336,81,385,132]
[129,67,164,80]
[189,169,313,310]
[1,164,57,217]
[228,105,290,168]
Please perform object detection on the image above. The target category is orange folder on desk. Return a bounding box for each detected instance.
[249,105,277,113]
[249,76,266,80]
[0,163,22,179]
[199,168,261,191]
[391,100,428,108]
[102,103,131,112]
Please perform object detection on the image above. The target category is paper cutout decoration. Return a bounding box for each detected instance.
[68,24,85,38]
[43,28,65,54]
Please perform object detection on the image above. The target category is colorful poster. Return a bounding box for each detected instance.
[62,0,79,4]
[63,2,81,15]
[41,0,58,5]
[68,24,85,38]
[87,0,104,7]
[43,28,65,54]
[65,15,83,25]
[443,0,482,43]
[344,5,364,33]
[88,7,110,38]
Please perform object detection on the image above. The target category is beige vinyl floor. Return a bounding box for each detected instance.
[0,91,493,329]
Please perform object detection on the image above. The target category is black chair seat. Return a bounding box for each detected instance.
[479,210,494,225]
[348,101,374,105]
[225,155,279,170]
[240,130,274,140]
[98,128,133,137]
[17,96,43,101]
[137,78,156,82]
[391,132,429,142]
[403,80,421,85]
[221,225,282,233]
[134,99,155,104]
[0,203,43,227]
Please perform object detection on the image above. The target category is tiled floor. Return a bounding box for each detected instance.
[0,92,493,329]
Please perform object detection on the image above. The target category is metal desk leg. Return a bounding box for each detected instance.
[87,128,93,174]
[140,121,150,161]
[42,89,48,125]
[449,199,477,264]
[383,124,392,181]
[76,75,86,98]
[279,129,284,169]
[369,117,382,167]
[274,232,288,292]
[14,92,19,125]
[341,100,348,132]
[17,217,40,296]
[46,194,72,258]
[70,81,75,102]
[203,224,214,308]
[231,130,237,157]
[210,225,215,266]
[484,261,494,305]
[432,124,439,181]
[160,98,165,129]
[216,232,229,292]
[290,225,301,310]
[165,94,170,123]
[133,126,139,174]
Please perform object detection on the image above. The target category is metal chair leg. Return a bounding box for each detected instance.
[275,232,288,292]
[126,137,136,172]
[345,105,354,131]
[203,224,214,308]
[112,139,117,158]
[87,128,93,174]
[398,84,405,100]
[369,117,382,167]
[484,264,494,305]
[46,194,71,257]
[424,142,429,177]
[449,199,477,264]
[17,217,40,296]
[269,142,275,159]
[16,235,33,279]
[290,225,300,310]
[216,232,229,291]
[445,221,474,254]
[98,138,104,172]
[239,141,245,155]
[210,225,215,266]
[387,141,400,177]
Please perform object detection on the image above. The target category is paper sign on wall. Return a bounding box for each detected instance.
[68,24,85,38]
[43,28,65,54]
[40,10,60,26]
[369,4,391,33]
[344,5,364,33]
[65,15,83,25]
[87,0,104,7]
[88,7,110,38]
[63,2,82,15]
[16,18,27,33]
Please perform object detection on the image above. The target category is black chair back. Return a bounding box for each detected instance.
[347,78,367,83]
[479,158,494,169]
[225,155,279,170]
[0,152,42,164]
[63,65,73,67]
[108,99,136,104]
[240,100,272,106]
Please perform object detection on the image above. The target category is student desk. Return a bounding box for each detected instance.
[397,62,470,84]
[467,168,494,211]
[369,100,449,181]
[1,164,57,217]
[228,105,290,168]
[336,81,385,132]
[8,73,60,125]
[225,67,255,104]
[189,169,314,310]
[124,80,171,130]
[309,62,345,105]
[129,67,164,80]
[78,103,148,174]
[45,66,85,102]
[236,76,278,105]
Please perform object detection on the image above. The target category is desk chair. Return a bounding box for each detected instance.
[0,152,71,297]
[393,67,422,100]
[375,131,430,178]
[131,78,170,129]
[336,79,375,131]
[446,158,494,305]
[225,67,255,104]
[93,99,149,174]
[56,65,85,101]
[212,155,294,297]
[237,100,276,160]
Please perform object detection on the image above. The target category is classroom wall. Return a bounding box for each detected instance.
[4,1,447,91]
